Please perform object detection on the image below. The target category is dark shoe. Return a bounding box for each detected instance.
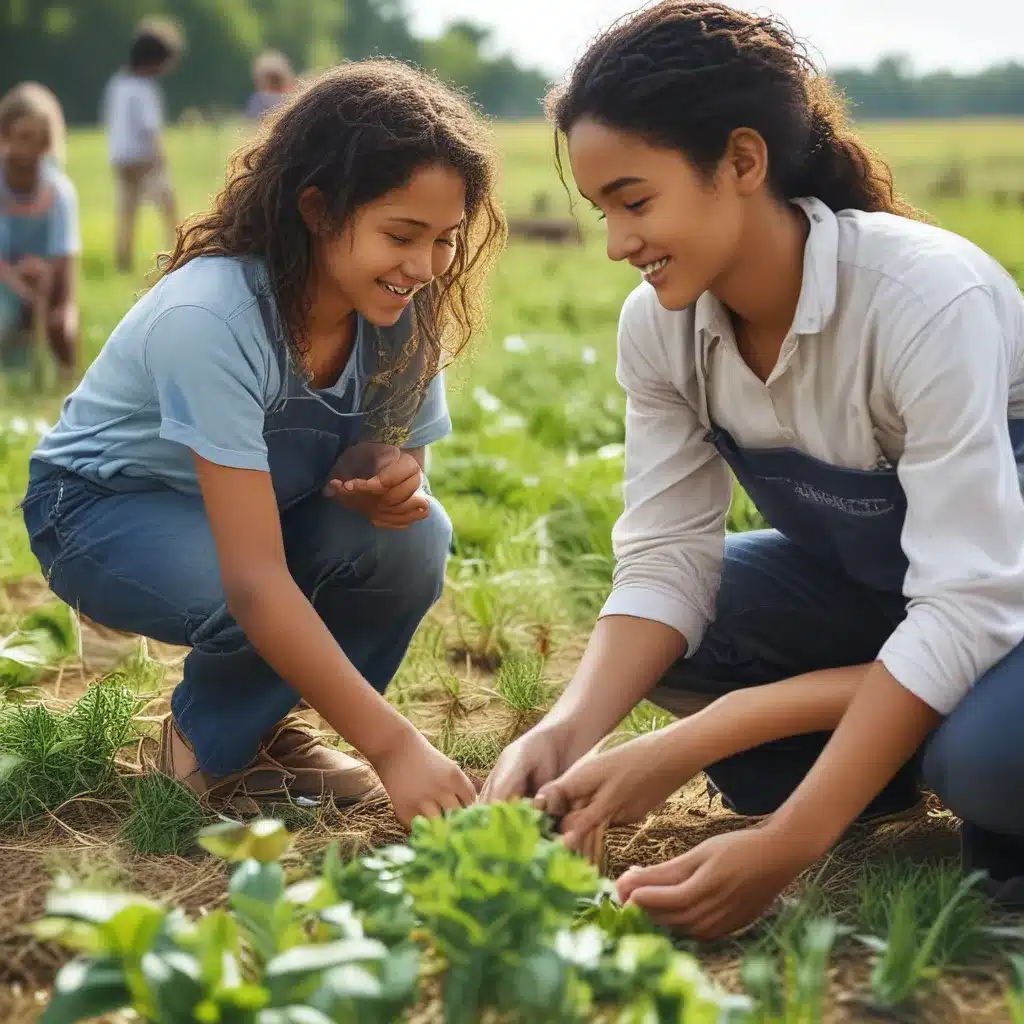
[962,823,1024,908]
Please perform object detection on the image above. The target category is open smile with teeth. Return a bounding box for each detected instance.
[640,257,670,279]
[380,280,414,296]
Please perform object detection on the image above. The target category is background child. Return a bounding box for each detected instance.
[0,81,80,381]
[24,60,505,825]
[246,50,296,121]
[484,0,1024,933]
[102,18,181,273]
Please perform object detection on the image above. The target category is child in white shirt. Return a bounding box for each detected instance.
[102,19,181,273]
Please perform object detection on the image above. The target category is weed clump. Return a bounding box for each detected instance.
[120,772,208,855]
[0,679,139,827]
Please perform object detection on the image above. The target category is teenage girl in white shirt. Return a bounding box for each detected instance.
[482,0,1024,938]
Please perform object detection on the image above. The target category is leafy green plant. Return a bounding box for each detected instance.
[855,869,988,1009]
[36,803,735,1023]
[0,679,140,826]
[40,819,420,1024]
[120,773,208,856]
[0,601,80,701]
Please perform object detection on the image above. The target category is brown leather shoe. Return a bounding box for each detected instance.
[158,716,291,816]
[263,713,385,807]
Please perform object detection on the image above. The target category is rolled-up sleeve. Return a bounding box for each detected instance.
[144,305,270,472]
[879,287,1024,713]
[599,297,733,654]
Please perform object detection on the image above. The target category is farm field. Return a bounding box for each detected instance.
[1,117,1024,1022]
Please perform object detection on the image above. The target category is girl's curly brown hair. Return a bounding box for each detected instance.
[160,59,506,397]
[547,1,922,220]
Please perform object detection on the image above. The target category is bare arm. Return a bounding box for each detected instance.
[49,254,76,311]
[662,662,868,767]
[194,454,417,762]
[545,614,687,758]
[765,663,939,855]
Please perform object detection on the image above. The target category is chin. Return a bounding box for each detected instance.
[359,304,407,328]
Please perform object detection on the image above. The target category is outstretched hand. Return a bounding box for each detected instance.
[615,823,816,941]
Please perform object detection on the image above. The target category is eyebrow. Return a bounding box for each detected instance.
[386,216,463,232]
[599,176,646,197]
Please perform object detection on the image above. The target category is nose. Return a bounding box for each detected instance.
[403,246,435,285]
[605,217,643,264]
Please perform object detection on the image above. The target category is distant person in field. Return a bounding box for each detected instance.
[0,82,80,380]
[24,62,505,824]
[246,50,296,121]
[483,0,1024,932]
[102,18,181,273]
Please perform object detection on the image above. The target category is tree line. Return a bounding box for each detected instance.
[2,2,1023,125]
[0,0,550,123]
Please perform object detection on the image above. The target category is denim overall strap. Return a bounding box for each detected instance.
[707,425,907,591]
[263,372,367,512]
[708,420,1024,594]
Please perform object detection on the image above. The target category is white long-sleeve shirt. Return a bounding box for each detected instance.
[600,197,1024,715]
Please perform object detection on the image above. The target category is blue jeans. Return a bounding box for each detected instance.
[661,530,1024,842]
[22,464,452,776]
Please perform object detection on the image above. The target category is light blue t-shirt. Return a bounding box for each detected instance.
[0,160,80,262]
[33,256,452,494]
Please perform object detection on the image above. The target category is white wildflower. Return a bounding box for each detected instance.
[581,345,598,365]
[471,386,502,413]
[597,443,626,461]
[502,334,528,353]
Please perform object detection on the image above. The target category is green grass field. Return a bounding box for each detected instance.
[2,118,1024,1022]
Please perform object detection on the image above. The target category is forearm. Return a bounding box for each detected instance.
[661,662,871,773]
[766,662,940,856]
[546,614,686,755]
[229,568,414,762]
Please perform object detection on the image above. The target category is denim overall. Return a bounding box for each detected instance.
[23,306,452,778]
[662,419,1024,891]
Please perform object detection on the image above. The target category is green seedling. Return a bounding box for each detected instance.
[120,773,208,856]
[853,858,993,968]
[856,869,988,1009]
[740,916,846,1024]
[436,720,505,772]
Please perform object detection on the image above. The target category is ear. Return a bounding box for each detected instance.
[298,186,329,234]
[723,128,769,197]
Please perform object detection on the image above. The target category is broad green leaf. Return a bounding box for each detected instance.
[265,938,388,981]
[103,902,167,958]
[46,890,159,928]
[319,902,365,939]
[33,917,104,955]
[199,821,251,860]
[229,859,286,908]
[141,950,205,1022]
[40,957,132,1024]
[258,1008,336,1024]
[319,962,383,1000]
[200,818,293,863]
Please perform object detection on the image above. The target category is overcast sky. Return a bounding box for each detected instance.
[408,0,1024,78]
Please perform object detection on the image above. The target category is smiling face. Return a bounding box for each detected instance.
[567,118,746,311]
[303,163,467,329]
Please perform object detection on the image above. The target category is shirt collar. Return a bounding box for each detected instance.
[694,196,840,339]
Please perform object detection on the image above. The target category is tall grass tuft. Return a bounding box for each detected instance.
[0,679,139,826]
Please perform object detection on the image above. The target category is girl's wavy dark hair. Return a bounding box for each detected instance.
[546,1,923,220]
[160,59,506,389]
